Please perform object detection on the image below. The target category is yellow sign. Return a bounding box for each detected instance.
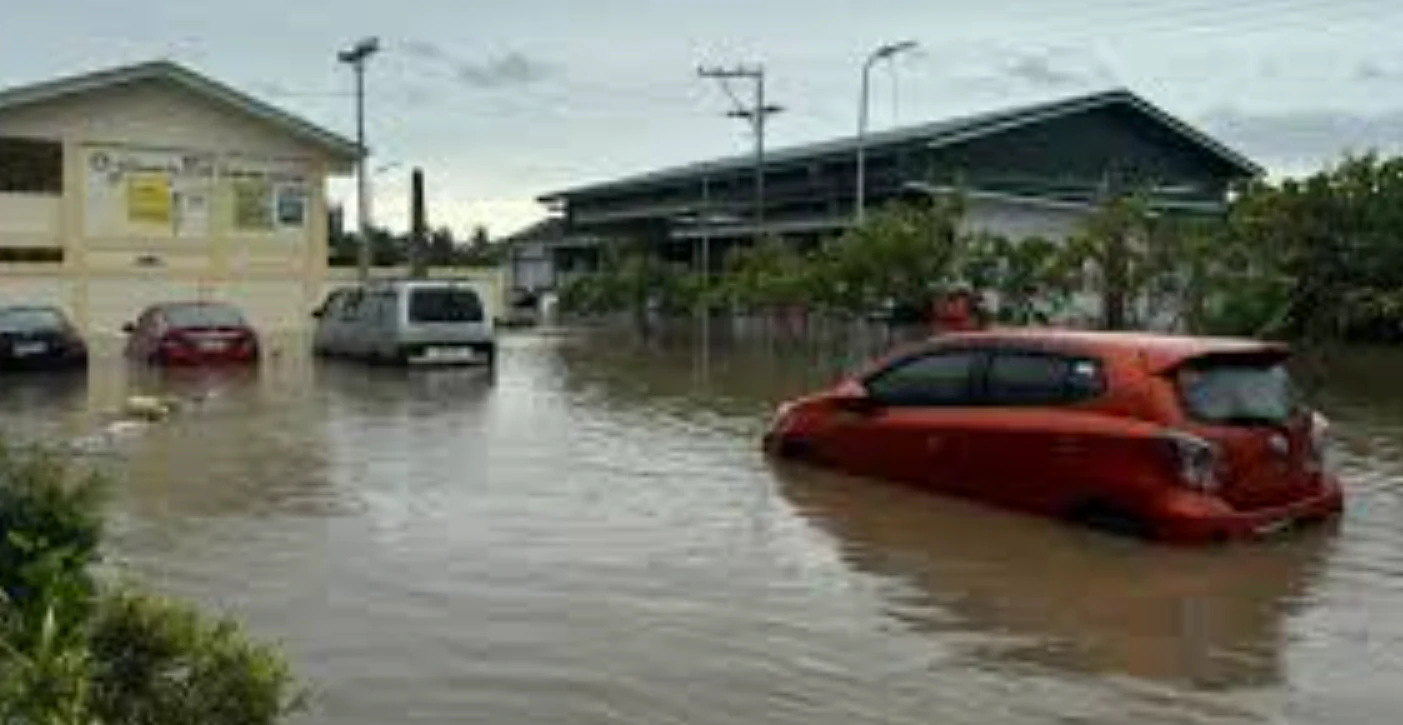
[233,179,274,230]
[127,173,172,224]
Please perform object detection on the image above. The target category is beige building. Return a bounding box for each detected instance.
[0,60,359,335]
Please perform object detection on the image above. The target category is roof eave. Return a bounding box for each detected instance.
[0,60,360,166]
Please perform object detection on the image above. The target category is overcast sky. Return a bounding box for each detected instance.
[5,0,1403,235]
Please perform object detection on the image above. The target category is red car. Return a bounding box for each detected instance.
[124,302,260,366]
[763,329,1344,544]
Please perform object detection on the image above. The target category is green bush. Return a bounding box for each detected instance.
[88,591,303,725]
[0,441,303,725]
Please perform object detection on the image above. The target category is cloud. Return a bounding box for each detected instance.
[401,40,552,89]
[1355,60,1403,82]
[999,48,1113,89]
[1201,107,1403,173]
[456,51,551,88]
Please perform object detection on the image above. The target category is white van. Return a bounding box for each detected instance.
[312,280,496,366]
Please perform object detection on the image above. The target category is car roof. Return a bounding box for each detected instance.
[932,328,1290,372]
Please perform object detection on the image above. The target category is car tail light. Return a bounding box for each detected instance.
[1305,410,1331,474]
[768,402,798,436]
[1164,430,1220,493]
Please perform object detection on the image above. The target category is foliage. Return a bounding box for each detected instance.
[1226,154,1403,341]
[87,591,303,725]
[330,224,503,268]
[0,442,302,725]
[816,198,966,314]
[711,237,817,312]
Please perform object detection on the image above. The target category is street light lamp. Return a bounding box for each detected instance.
[339,36,380,281]
[856,40,917,225]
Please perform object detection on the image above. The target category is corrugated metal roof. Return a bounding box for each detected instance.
[539,88,1260,202]
[0,60,359,162]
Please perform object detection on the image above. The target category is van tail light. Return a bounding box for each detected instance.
[1163,430,1220,493]
[1305,410,1331,474]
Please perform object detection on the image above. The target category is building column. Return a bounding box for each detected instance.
[60,139,90,332]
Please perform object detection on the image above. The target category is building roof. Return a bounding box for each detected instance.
[0,60,359,162]
[540,89,1261,202]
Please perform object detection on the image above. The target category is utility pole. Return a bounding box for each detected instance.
[339,36,380,281]
[409,167,427,279]
[698,64,782,243]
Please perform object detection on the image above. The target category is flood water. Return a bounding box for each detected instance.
[3,328,1403,724]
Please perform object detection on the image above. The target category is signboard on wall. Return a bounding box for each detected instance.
[221,159,310,236]
[84,146,213,238]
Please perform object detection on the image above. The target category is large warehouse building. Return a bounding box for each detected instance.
[512,89,1260,294]
[0,60,358,334]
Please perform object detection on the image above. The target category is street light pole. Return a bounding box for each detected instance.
[855,40,917,226]
[339,36,380,281]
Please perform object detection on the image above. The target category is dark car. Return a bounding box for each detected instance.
[124,301,260,366]
[0,306,88,372]
[763,329,1344,544]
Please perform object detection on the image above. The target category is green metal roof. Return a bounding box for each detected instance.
[0,60,359,163]
[539,89,1261,202]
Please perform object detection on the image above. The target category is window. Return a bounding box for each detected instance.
[409,287,484,323]
[0,137,62,194]
[161,304,247,329]
[866,351,979,407]
[0,307,67,334]
[986,352,1106,406]
[336,290,365,322]
[1177,362,1299,426]
[0,248,64,264]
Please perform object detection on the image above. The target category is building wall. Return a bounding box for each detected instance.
[0,77,340,335]
[960,196,1087,241]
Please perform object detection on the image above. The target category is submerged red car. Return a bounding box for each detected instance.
[124,302,260,366]
[763,330,1344,544]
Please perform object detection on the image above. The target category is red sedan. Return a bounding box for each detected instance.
[124,302,260,366]
[763,329,1344,544]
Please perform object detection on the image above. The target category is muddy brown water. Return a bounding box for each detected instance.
[2,329,1402,724]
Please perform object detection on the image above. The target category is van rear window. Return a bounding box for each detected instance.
[1177,362,1299,425]
[409,288,484,323]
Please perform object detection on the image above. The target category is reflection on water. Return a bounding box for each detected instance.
[771,460,1332,690]
[0,329,1401,724]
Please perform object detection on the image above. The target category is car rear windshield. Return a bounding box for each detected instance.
[409,288,484,323]
[0,308,65,333]
[1177,361,1300,425]
[162,304,246,329]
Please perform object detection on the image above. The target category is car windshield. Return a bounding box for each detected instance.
[0,308,65,333]
[162,304,246,329]
[409,287,483,323]
[1177,362,1300,425]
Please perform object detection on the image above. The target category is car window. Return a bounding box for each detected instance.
[865,351,979,407]
[337,290,365,322]
[372,292,397,326]
[0,307,65,333]
[409,287,484,323]
[1177,362,1299,426]
[162,304,246,329]
[318,290,346,319]
[986,352,1106,406]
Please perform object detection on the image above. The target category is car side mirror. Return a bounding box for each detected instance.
[833,390,881,415]
[311,308,324,319]
[121,322,136,334]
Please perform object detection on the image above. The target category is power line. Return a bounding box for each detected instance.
[698,64,783,242]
